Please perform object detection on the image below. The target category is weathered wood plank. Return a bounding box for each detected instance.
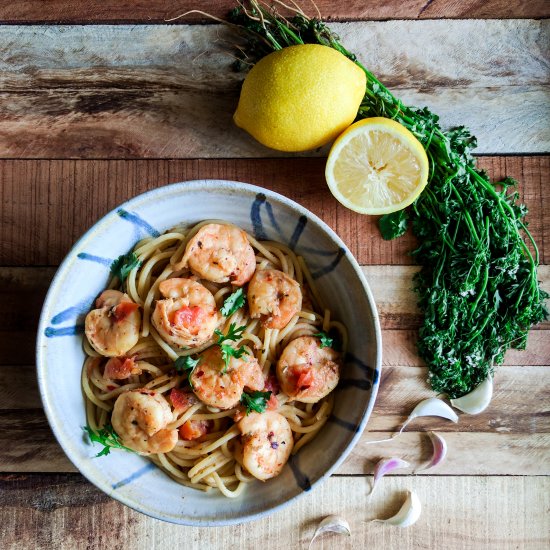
[3,406,548,476]
[0,264,547,361]
[0,156,547,266]
[1,365,548,472]
[1,1,548,23]
[1,474,548,549]
[0,21,548,157]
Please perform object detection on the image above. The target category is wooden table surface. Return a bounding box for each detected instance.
[1,2,549,549]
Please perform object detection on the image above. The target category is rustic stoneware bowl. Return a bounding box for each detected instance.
[36,180,382,526]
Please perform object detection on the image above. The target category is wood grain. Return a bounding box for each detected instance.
[2,364,548,473]
[1,1,548,23]
[1,21,548,158]
[1,474,549,549]
[0,156,547,267]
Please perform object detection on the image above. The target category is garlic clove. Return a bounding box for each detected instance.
[450,377,493,414]
[395,397,458,436]
[370,457,410,495]
[415,431,447,473]
[308,515,351,548]
[373,490,422,528]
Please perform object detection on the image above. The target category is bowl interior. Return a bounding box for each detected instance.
[37,180,381,525]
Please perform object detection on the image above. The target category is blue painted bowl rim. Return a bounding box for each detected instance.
[36,179,382,526]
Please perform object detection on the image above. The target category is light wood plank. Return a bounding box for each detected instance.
[1,1,549,23]
[0,474,548,549]
[0,21,548,157]
[0,157,547,266]
[2,365,548,473]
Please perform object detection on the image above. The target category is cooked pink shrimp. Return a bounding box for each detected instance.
[85,290,141,357]
[152,278,221,349]
[276,336,341,403]
[111,389,178,454]
[181,223,256,286]
[190,346,264,409]
[238,411,294,481]
[248,269,302,329]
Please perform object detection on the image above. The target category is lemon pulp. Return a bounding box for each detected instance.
[325,117,429,214]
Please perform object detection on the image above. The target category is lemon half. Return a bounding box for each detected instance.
[234,45,366,152]
[325,117,429,214]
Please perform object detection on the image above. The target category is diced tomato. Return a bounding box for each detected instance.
[104,356,140,380]
[171,306,205,329]
[264,373,280,394]
[292,367,315,391]
[179,420,211,441]
[266,394,279,411]
[170,388,197,412]
[112,301,139,322]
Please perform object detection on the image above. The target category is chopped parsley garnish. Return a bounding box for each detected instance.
[215,323,248,373]
[83,424,134,457]
[240,390,272,415]
[314,331,333,349]
[174,355,200,388]
[110,252,141,283]
[379,210,409,240]
[220,288,246,317]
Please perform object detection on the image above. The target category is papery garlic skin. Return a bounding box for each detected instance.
[374,490,422,528]
[451,377,493,414]
[371,457,411,494]
[396,397,458,435]
[415,431,447,473]
[308,515,351,548]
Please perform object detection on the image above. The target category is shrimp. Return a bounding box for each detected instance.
[180,223,256,286]
[111,389,178,454]
[276,336,341,403]
[248,269,302,329]
[151,278,221,349]
[85,290,141,357]
[238,411,294,481]
[190,346,264,409]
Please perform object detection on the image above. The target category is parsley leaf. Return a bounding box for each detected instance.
[220,288,246,317]
[110,252,141,283]
[379,210,409,240]
[314,331,333,349]
[174,355,199,388]
[240,390,272,415]
[215,323,246,343]
[83,424,134,457]
[215,323,248,373]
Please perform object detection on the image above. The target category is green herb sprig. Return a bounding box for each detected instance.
[215,323,249,373]
[314,331,333,349]
[175,355,200,388]
[227,2,548,398]
[83,424,134,457]
[220,288,246,317]
[110,252,141,283]
[240,390,272,415]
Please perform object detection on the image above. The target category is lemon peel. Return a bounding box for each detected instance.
[233,44,366,152]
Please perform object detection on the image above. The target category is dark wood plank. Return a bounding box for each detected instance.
[1,22,548,157]
[0,156,547,267]
[0,1,548,23]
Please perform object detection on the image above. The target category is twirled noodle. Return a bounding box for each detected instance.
[83,220,347,497]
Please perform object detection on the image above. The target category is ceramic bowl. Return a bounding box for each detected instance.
[36,180,381,525]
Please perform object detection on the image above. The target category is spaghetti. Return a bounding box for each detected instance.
[83,220,346,497]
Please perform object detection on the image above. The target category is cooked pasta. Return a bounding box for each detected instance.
[83,220,346,497]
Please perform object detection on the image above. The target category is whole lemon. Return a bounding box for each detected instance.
[233,44,366,152]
